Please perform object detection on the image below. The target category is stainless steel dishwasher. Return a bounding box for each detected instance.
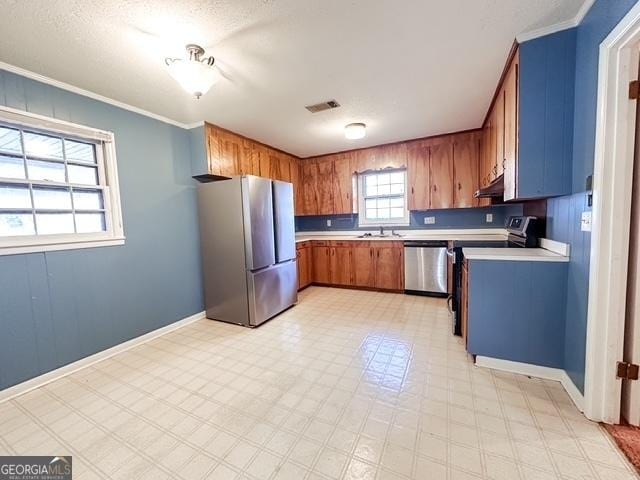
[403,240,448,296]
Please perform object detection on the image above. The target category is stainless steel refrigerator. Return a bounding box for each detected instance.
[196,176,298,327]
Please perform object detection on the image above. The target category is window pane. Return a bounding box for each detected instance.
[35,213,74,235]
[365,175,377,187]
[365,185,378,197]
[73,189,103,210]
[390,197,404,208]
[27,159,66,183]
[390,183,404,194]
[377,184,390,195]
[0,155,25,179]
[365,198,376,209]
[378,198,390,208]
[390,207,404,218]
[65,140,96,163]
[24,132,63,159]
[366,208,377,219]
[378,209,390,219]
[0,184,32,209]
[33,187,72,210]
[0,127,22,154]
[377,173,390,185]
[0,213,35,236]
[76,213,106,233]
[390,172,404,184]
[68,164,98,185]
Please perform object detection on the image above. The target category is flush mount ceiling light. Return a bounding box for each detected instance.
[344,122,366,140]
[165,44,220,99]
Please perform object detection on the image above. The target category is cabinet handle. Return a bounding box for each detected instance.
[458,182,462,190]
[503,159,506,168]
[411,187,415,194]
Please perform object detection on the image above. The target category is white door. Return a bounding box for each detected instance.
[622,60,640,425]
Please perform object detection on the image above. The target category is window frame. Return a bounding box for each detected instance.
[357,168,410,227]
[0,106,125,256]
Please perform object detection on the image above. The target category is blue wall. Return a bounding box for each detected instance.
[0,70,204,390]
[544,0,637,394]
[296,204,524,231]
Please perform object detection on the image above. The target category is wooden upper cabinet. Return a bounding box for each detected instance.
[332,153,353,214]
[453,138,480,208]
[429,142,454,209]
[241,139,260,176]
[407,143,430,211]
[300,160,319,215]
[503,52,519,201]
[315,158,334,215]
[493,89,505,180]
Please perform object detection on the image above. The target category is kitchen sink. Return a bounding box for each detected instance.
[356,233,404,238]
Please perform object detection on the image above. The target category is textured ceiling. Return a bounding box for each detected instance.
[0,0,587,157]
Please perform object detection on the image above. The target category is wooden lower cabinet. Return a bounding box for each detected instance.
[296,242,313,290]
[330,243,353,286]
[373,243,404,290]
[307,240,403,291]
[352,242,376,288]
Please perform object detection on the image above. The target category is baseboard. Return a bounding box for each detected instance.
[559,370,585,412]
[475,356,585,412]
[0,310,206,404]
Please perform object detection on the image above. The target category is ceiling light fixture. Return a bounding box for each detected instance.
[165,44,220,99]
[344,122,366,140]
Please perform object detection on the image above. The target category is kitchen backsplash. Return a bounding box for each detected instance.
[295,204,524,231]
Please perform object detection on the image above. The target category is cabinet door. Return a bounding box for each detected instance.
[218,131,242,177]
[374,244,404,290]
[296,246,304,290]
[493,90,505,180]
[312,245,331,284]
[316,158,334,215]
[429,142,454,209]
[407,143,430,211]
[241,139,260,176]
[478,124,492,207]
[453,138,479,208]
[300,160,319,215]
[503,54,519,201]
[304,247,313,286]
[289,158,303,214]
[352,244,375,287]
[330,246,352,286]
[332,154,353,214]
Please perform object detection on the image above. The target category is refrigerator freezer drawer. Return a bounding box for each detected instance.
[247,260,298,326]
[404,246,448,294]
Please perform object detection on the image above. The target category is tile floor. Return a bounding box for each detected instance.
[0,287,637,480]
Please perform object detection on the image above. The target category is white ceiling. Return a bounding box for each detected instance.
[0,0,588,157]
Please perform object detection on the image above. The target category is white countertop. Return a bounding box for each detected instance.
[463,247,570,262]
[295,229,509,243]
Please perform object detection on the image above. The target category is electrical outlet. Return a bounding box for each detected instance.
[485,213,493,223]
[424,216,436,225]
[581,211,592,232]
[326,219,332,227]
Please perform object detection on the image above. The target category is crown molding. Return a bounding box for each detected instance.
[516,0,595,42]
[0,61,194,129]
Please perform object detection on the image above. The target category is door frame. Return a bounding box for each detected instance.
[585,2,640,423]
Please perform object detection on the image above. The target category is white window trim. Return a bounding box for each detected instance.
[0,105,125,256]
[357,169,410,227]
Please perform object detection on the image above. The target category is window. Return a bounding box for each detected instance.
[358,169,409,226]
[0,106,124,255]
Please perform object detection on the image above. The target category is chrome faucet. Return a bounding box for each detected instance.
[379,226,384,236]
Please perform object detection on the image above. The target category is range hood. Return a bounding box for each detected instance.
[475,174,504,198]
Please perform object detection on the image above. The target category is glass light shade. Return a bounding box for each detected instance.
[167,59,220,98]
[344,123,366,140]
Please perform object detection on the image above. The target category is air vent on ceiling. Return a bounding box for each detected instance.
[305,100,341,113]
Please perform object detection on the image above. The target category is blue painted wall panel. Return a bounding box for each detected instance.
[0,69,204,390]
[518,29,576,198]
[295,204,524,232]
[467,260,568,368]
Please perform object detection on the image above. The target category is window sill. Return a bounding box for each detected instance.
[0,236,126,256]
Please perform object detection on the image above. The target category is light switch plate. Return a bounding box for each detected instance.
[424,216,436,225]
[581,211,592,232]
[485,213,493,223]
[326,219,332,227]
